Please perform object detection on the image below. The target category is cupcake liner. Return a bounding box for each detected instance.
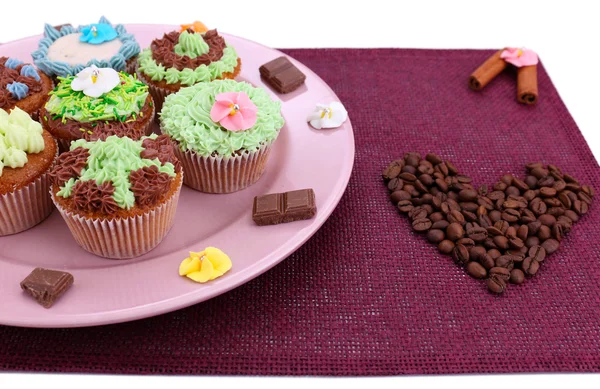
[51,176,183,259]
[172,141,273,194]
[126,56,138,75]
[55,105,156,153]
[0,144,58,236]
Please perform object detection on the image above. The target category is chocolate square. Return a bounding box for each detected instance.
[20,268,74,308]
[259,56,306,94]
[253,193,285,226]
[283,189,317,223]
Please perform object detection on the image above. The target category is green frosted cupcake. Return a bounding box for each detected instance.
[160,79,284,193]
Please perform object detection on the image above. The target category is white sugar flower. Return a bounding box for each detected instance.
[71,65,120,98]
[307,101,348,130]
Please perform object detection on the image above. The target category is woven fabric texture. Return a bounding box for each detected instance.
[1,49,599,375]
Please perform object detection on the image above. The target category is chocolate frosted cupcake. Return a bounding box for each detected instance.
[50,134,182,259]
[40,65,154,151]
[0,107,58,236]
[0,57,53,120]
[32,16,140,78]
[160,79,284,193]
[137,29,241,114]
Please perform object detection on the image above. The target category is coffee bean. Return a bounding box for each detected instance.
[470,246,487,260]
[466,261,487,279]
[558,192,572,208]
[458,189,478,202]
[383,162,403,180]
[513,178,529,192]
[564,210,579,222]
[505,226,517,239]
[436,163,449,177]
[520,209,537,224]
[505,186,520,197]
[487,191,505,201]
[460,202,479,213]
[414,180,429,193]
[402,165,417,175]
[527,220,542,236]
[427,229,445,244]
[487,276,507,294]
[547,207,565,217]
[446,161,459,175]
[494,220,510,234]
[538,176,555,188]
[566,183,581,192]
[493,235,509,250]
[429,212,444,223]
[487,249,502,259]
[447,209,465,224]
[523,190,537,202]
[435,178,449,192]
[516,225,529,241]
[431,220,450,230]
[541,239,560,255]
[411,208,428,221]
[404,152,421,167]
[537,225,551,241]
[426,153,443,165]
[573,200,589,216]
[478,214,492,228]
[480,254,495,270]
[390,190,411,204]
[553,180,567,192]
[530,198,547,216]
[526,162,544,170]
[397,200,414,213]
[484,238,498,250]
[582,185,595,197]
[544,197,562,208]
[552,224,565,241]
[438,240,455,254]
[522,257,540,276]
[531,167,549,179]
[528,245,546,262]
[489,210,502,223]
[525,175,538,189]
[501,174,514,186]
[495,256,515,270]
[578,191,593,206]
[412,218,432,232]
[456,238,475,249]
[446,223,465,241]
[525,236,540,248]
[563,173,579,184]
[417,165,434,175]
[419,174,434,186]
[509,238,525,249]
[539,214,557,227]
[388,178,403,191]
[489,267,511,281]
[494,181,508,191]
[510,269,525,284]
[502,209,520,223]
[453,244,470,265]
[478,185,489,196]
[399,172,417,182]
[467,226,488,242]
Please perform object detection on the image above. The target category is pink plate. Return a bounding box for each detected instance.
[0,24,354,328]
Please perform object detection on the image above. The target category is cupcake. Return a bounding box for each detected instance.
[160,79,284,193]
[137,28,241,114]
[32,16,140,78]
[0,107,58,236]
[0,57,53,120]
[40,65,154,151]
[50,134,183,259]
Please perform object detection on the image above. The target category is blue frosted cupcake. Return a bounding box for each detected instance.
[32,16,140,78]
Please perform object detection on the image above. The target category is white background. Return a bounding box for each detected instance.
[1,0,599,387]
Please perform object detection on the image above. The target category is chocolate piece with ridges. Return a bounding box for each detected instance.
[259,56,306,94]
[253,189,317,226]
[20,268,74,308]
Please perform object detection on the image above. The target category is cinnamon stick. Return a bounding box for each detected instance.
[468,49,507,91]
[517,65,538,105]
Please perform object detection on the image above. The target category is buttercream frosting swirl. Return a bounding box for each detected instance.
[0,57,45,109]
[0,107,45,176]
[160,80,284,158]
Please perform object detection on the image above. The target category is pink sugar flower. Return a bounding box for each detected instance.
[501,48,539,67]
[210,92,258,132]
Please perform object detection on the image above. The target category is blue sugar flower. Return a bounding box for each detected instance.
[20,65,41,81]
[79,23,118,45]
[5,58,24,69]
[7,82,29,100]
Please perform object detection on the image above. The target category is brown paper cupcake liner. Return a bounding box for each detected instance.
[55,105,156,153]
[51,176,182,259]
[0,143,58,236]
[172,141,273,194]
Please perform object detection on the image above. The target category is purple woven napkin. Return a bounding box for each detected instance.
[1,48,599,375]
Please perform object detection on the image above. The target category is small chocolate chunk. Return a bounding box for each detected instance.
[259,56,306,94]
[20,268,74,308]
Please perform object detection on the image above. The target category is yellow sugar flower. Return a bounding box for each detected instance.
[179,247,232,283]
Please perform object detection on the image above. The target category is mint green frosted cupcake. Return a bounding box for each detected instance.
[137,29,241,117]
[160,79,284,193]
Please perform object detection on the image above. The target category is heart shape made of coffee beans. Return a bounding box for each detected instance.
[382,152,594,294]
